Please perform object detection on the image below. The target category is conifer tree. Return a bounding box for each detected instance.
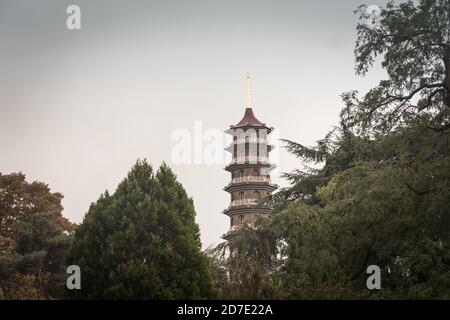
[66,160,215,299]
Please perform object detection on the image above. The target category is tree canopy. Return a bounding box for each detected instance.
[0,172,74,299]
[66,160,215,299]
[209,0,450,299]
[343,0,450,134]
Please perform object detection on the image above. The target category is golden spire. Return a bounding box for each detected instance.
[246,73,252,109]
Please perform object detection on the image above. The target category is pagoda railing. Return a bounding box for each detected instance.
[222,226,241,238]
[229,224,241,231]
[230,199,263,207]
[231,176,271,184]
[230,157,270,164]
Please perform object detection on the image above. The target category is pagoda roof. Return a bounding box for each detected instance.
[233,108,265,127]
[228,108,273,134]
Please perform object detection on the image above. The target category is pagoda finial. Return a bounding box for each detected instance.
[246,73,252,109]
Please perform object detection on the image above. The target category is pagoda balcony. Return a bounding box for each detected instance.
[231,176,271,184]
[224,176,278,193]
[230,199,256,206]
[222,227,242,240]
[228,224,243,232]
[223,197,273,216]
[229,199,269,207]
[229,157,270,165]
[222,224,247,238]
[225,143,274,153]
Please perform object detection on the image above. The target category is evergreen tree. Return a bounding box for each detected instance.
[209,0,450,299]
[270,0,450,299]
[272,127,450,298]
[208,221,281,299]
[66,160,215,299]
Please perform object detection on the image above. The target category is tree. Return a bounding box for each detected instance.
[342,0,450,134]
[272,144,450,298]
[0,172,75,299]
[66,160,215,299]
[266,0,450,299]
[208,221,281,299]
[277,128,370,208]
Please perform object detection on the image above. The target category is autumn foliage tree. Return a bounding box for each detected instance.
[0,172,75,299]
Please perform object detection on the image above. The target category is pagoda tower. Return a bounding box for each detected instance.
[222,75,277,241]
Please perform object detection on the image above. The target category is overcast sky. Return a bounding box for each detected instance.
[0,0,389,248]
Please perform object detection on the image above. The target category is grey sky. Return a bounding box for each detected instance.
[0,0,389,248]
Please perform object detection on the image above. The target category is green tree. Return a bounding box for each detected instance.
[343,0,450,134]
[66,160,215,299]
[273,141,450,298]
[208,221,281,299]
[267,0,450,299]
[0,172,74,299]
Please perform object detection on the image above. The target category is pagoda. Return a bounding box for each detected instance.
[222,75,277,241]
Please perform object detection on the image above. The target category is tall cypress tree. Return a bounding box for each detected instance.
[67,160,215,299]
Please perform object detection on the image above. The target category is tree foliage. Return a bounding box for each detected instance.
[273,136,450,298]
[343,0,450,134]
[66,160,215,299]
[209,0,450,299]
[0,172,74,299]
[208,221,281,299]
